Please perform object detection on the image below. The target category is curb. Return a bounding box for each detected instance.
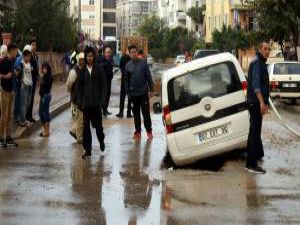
[15,97,70,139]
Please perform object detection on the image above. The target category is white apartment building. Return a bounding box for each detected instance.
[158,0,205,36]
[116,0,158,38]
[70,0,117,41]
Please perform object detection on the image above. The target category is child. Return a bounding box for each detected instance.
[39,62,53,137]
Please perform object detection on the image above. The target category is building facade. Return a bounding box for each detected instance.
[205,0,255,43]
[70,0,117,41]
[158,0,205,36]
[116,0,158,38]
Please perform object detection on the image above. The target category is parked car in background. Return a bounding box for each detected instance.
[267,50,284,64]
[268,62,300,104]
[193,49,220,60]
[161,53,249,166]
[175,55,186,66]
[147,54,154,68]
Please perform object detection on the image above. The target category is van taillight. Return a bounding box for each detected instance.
[271,81,279,89]
[241,81,247,96]
[163,105,173,134]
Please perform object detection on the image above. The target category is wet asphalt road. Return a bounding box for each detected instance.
[0,64,300,225]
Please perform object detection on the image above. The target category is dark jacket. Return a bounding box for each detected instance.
[79,63,107,109]
[0,57,14,92]
[39,72,53,97]
[101,57,114,80]
[31,54,39,84]
[125,58,153,97]
[247,52,270,105]
[119,54,131,78]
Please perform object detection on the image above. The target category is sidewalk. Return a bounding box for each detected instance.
[14,79,70,138]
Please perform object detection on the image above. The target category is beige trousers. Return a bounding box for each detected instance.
[71,105,83,142]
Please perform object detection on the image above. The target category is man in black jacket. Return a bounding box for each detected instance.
[79,47,107,158]
[101,46,114,116]
[246,40,270,174]
[26,39,39,122]
[116,52,132,118]
[125,45,154,140]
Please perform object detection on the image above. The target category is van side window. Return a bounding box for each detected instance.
[168,61,241,111]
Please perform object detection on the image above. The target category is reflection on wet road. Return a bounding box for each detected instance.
[0,101,299,223]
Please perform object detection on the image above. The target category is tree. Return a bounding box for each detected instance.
[13,0,77,52]
[246,0,300,52]
[187,5,205,25]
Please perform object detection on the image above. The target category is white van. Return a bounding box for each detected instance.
[161,53,250,166]
[268,62,300,104]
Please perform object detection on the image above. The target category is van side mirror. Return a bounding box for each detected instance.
[153,102,162,114]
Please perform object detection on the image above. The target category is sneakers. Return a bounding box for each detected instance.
[116,113,124,118]
[147,131,153,140]
[245,165,266,174]
[6,138,18,147]
[19,121,31,127]
[133,131,141,140]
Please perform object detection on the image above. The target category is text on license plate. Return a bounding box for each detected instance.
[198,124,230,142]
[283,83,297,88]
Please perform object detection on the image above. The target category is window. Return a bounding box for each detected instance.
[103,26,116,37]
[273,63,300,75]
[103,0,116,9]
[103,12,116,23]
[89,0,94,5]
[168,62,242,111]
[89,14,95,19]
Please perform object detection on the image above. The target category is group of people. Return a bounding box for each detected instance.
[67,45,154,158]
[0,40,53,148]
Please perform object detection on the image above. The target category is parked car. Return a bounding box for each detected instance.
[268,62,300,104]
[147,54,154,68]
[175,55,186,66]
[193,49,220,60]
[161,53,249,166]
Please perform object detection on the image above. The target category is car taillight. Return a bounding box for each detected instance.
[241,81,247,96]
[163,105,173,134]
[271,81,279,89]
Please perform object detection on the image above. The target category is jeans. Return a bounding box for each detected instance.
[103,78,112,112]
[20,84,32,123]
[131,94,152,133]
[39,94,52,124]
[0,91,14,139]
[83,107,105,154]
[246,104,264,167]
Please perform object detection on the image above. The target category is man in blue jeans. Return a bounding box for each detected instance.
[246,40,270,174]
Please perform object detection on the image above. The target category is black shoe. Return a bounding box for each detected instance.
[116,113,123,118]
[105,111,112,115]
[6,139,18,147]
[82,151,91,159]
[69,131,77,140]
[28,118,36,123]
[127,114,133,118]
[245,166,266,174]
[100,141,105,152]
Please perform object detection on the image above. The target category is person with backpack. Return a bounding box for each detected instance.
[67,52,85,144]
[0,43,19,148]
[39,62,53,137]
[19,45,33,127]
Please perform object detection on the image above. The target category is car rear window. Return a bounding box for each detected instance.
[273,63,300,75]
[168,61,242,111]
[194,50,220,59]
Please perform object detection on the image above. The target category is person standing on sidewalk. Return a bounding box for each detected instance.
[246,40,270,174]
[116,51,132,118]
[101,46,114,116]
[67,52,85,144]
[125,45,154,140]
[19,45,33,127]
[39,62,53,137]
[79,47,107,158]
[26,39,39,123]
[0,43,19,148]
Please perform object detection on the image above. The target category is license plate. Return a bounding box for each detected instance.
[283,83,297,88]
[198,124,230,142]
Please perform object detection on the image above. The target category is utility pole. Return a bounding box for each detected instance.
[78,0,81,32]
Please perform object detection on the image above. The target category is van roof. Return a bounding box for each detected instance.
[164,52,237,81]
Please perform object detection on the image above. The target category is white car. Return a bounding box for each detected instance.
[268,62,300,104]
[147,54,154,68]
[175,55,186,66]
[161,53,250,166]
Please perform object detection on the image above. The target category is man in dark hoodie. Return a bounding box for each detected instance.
[125,45,154,140]
[79,46,107,158]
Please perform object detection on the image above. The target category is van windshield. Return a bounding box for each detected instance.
[168,62,242,111]
[273,63,300,75]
